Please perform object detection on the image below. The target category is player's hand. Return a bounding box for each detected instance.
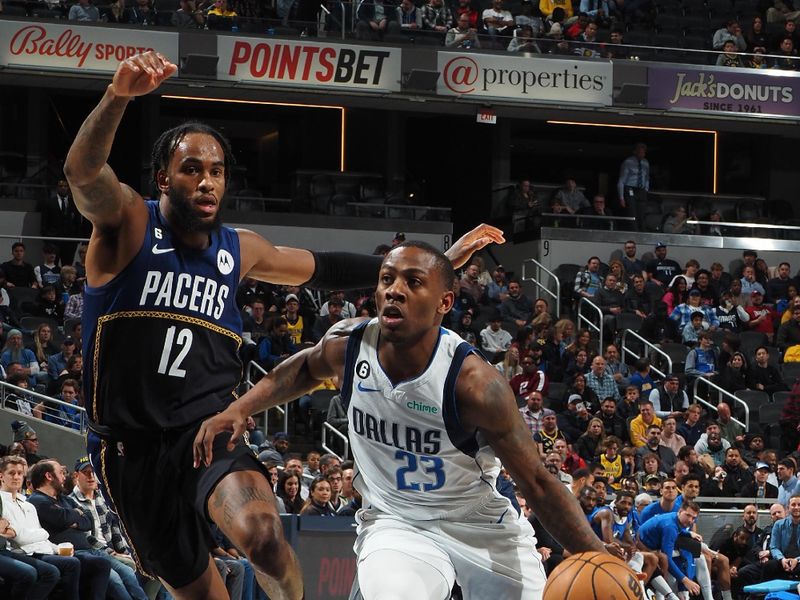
[690,531,703,542]
[192,405,248,468]
[538,547,552,561]
[683,579,701,596]
[110,51,177,99]
[603,542,626,561]
[445,224,505,269]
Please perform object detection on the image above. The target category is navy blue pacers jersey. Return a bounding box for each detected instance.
[82,201,243,431]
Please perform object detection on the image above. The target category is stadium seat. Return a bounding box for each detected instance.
[658,343,689,374]
[773,390,792,410]
[781,363,800,387]
[739,331,768,357]
[758,402,783,443]
[733,389,771,426]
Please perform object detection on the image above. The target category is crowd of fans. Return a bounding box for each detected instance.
[2,0,800,67]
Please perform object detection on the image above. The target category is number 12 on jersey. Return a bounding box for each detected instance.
[158,326,193,378]
[395,450,446,492]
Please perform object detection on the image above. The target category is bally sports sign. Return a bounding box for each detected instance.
[437,51,612,106]
[0,20,178,72]
[217,36,401,93]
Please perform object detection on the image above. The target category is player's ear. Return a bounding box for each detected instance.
[156,169,169,193]
[439,289,455,315]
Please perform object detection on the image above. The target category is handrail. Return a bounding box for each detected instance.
[0,381,87,434]
[245,360,289,434]
[521,258,560,319]
[688,220,800,231]
[620,329,672,380]
[577,297,603,359]
[540,212,635,231]
[347,202,451,220]
[322,422,350,460]
[691,376,749,431]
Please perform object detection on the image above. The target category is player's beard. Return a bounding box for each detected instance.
[168,186,223,234]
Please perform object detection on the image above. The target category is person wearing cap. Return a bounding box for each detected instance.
[272,432,290,459]
[312,296,345,343]
[649,374,689,420]
[534,409,566,455]
[69,457,149,599]
[46,336,78,385]
[479,313,512,361]
[670,288,719,331]
[645,243,681,288]
[11,420,46,465]
[740,462,779,499]
[740,432,765,467]
[715,289,750,334]
[1,329,40,388]
[320,291,356,320]
[282,294,313,347]
[744,288,777,343]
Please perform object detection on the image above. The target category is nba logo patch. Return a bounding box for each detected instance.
[217,249,234,275]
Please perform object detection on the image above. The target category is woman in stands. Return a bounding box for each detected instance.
[565,348,591,381]
[661,276,689,314]
[275,471,304,515]
[716,351,749,396]
[554,318,576,358]
[27,323,58,386]
[567,372,599,412]
[496,346,523,382]
[608,260,629,294]
[746,16,768,52]
[563,328,595,366]
[634,453,668,489]
[299,477,335,516]
[575,417,606,463]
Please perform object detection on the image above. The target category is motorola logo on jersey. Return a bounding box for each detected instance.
[217,249,234,275]
[139,270,230,319]
[351,406,441,455]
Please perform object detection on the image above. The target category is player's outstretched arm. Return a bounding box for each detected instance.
[456,355,607,556]
[236,223,504,288]
[64,51,176,230]
[192,319,359,467]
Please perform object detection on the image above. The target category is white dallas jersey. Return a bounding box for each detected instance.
[343,319,502,521]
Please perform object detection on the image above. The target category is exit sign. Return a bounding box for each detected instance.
[477,109,496,124]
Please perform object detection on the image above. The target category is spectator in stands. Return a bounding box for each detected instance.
[515,0,543,34]
[460,264,485,304]
[595,274,624,339]
[300,477,335,516]
[235,276,276,312]
[539,0,571,20]
[746,290,777,342]
[55,266,81,303]
[693,269,718,307]
[275,471,303,514]
[553,177,589,214]
[28,323,58,374]
[496,346,523,381]
[603,344,629,386]
[777,304,800,354]
[709,261,732,295]
[34,245,61,289]
[624,274,653,319]
[774,37,800,69]
[5,371,44,418]
[69,0,100,20]
[649,374,688,419]
[595,397,628,443]
[715,289,749,333]
[747,494,800,582]
[46,336,77,387]
[685,332,718,382]
[574,256,603,300]
[560,393,594,442]
[499,279,533,328]
[444,10,481,49]
[574,417,605,463]
[172,0,205,26]
[671,288,718,332]
[544,21,572,54]
[356,0,396,41]
[646,243,681,289]
[482,0,514,37]
[2,242,37,289]
[636,424,677,474]
[207,0,236,24]
[660,416,686,456]
[586,355,621,403]
[574,20,602,58]
[713,19,747,51]
[242,298,272,355]
[320,291,356,320]
[617,143,649,230]
[640,301,680,346]
[620,240,645,281]
[749,346,787,394]
[629,359,657,401]
[682,311,707,346]
[2,330,39,387]
[454,310,478,346]
[27,460,113,598]
[45,379,81,430]
[486,266,508,305]
[740,461,779,499]
[11,420,45,465]
[479,312,512,361]
[629,399,661,448]
[603,27,629,59]
[741,433,765,467]
[740,266,766,298]
[777,458,800,506]
[421,0,452,32]
[768,261,794,304]
[678,405,705,447]
[257,317,297,369]
[397,0,422,29]
[536,409,567,453]
[518,390,546,437]
[661,276,689,315]
[717,351,749,397]
[311,298,343,343]
[30,286,64,323]
[49,352,81,397]
[510,354,548,399]
[695,421,731,468]
[607,260,628,294]
[41,179,78,267]
[662,205,697,233]
[507,25,542,51]
[772,19,800,51]
[454,0,479,29]
[577,195,614,230]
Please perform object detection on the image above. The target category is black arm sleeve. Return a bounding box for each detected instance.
[304,252,383,291]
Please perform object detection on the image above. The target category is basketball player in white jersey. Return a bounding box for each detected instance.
[195,241,610,599]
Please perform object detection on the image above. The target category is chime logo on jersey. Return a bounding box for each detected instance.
[217,249,234,275]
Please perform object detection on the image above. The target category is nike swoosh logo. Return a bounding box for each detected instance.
[152,244,175,255]
[357,382,381,393]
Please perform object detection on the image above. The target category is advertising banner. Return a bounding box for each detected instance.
[0,19,178,72]
[647,64,800,118]
[437,51,613,105]
[218,36,401,92]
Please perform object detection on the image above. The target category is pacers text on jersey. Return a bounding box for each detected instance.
[139,271,230,320]
[351,406,441,455]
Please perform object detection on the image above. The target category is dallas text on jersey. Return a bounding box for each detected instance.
[351,406,441,455]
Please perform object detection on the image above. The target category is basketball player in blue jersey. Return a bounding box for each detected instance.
[195,241,613,600]
[65,50,503,600]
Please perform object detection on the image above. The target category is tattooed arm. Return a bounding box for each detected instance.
[456,354,608,556]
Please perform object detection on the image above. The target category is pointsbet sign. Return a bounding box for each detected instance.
[217,37,401,92]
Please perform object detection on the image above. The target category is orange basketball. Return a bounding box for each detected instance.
[543,551,644,600]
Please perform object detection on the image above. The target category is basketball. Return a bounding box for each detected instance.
[543,551,643,600]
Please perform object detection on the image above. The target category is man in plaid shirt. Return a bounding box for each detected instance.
[586,356,621,402]
[518,391,546,437]
[421,0,453,31]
